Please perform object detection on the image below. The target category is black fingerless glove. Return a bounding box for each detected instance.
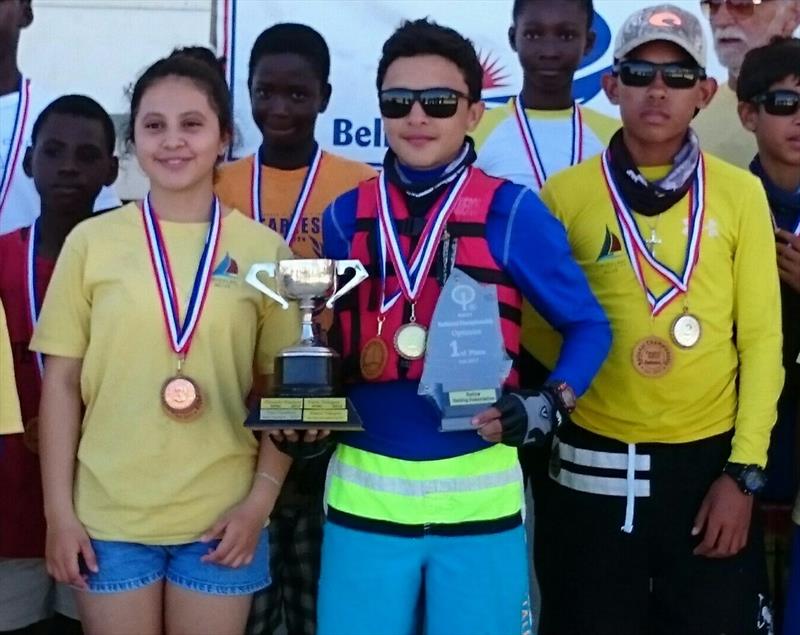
[494,389,558,447]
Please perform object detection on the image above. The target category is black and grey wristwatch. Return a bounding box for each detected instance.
[722,462,767,496]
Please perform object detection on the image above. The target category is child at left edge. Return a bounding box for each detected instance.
[0,94,118,635]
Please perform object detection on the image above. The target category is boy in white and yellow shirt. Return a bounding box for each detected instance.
[473,0,618,193]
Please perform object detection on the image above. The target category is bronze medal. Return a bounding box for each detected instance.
[394,322,427,360]
[671,313,702,349]
[632,337,673,377]
[161,375,203,421]
[360,336,389,380]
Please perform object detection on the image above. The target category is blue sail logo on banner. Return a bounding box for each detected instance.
[484,10,613,105]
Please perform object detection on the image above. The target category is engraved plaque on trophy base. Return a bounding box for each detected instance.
[245,348,363,430]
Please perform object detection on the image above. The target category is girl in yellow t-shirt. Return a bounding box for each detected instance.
[31,52,299,635]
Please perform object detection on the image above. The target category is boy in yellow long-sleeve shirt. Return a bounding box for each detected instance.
[526,6,782,635]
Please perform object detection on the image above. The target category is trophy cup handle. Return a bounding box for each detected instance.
[245,263,289,309]
[326,260,368,309]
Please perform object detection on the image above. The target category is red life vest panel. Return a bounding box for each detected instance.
[334,168,521,387]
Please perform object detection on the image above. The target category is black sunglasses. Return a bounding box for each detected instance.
[751,90,800,116]
[613,60,706,90]
[379,88,470,119]
[700,0,774,19]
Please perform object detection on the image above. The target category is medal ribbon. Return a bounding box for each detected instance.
[250,144,323,244]
[512,95,583,190]
[0,77,31,216]
[142,194,221,356]
[601,150,706,316]
[25,220,44,377]
[376,167,471,315]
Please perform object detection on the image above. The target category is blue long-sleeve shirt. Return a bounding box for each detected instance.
[324,177,611,460]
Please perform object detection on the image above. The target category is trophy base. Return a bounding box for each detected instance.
[245,348,364,431]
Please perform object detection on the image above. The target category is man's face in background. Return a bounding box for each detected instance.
[705,0,800,79]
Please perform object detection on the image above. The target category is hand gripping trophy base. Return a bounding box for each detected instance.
[244,259,366,431]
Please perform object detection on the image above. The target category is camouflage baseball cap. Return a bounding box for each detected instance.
[614,4,707,68]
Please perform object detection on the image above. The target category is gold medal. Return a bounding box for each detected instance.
[632,337,673,377]
[161,375,203,421]
[360,336,389,380]
[394,322,427,360]
[671,313,701,349]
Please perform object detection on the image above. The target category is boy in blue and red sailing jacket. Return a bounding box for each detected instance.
[315,19,611,635]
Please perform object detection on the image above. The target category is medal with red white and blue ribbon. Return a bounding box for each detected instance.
[375,167,471,359]
[601,149,706,354]
[601,149,706,315]
[250,144,323,244]
[142,194,221,420]
[512,95,583,190]
[0,77,31,221]
[25,220,44,377]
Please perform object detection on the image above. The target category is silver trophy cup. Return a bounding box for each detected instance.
[244,259,368,430]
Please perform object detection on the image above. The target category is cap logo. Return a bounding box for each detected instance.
[649,11,682,28]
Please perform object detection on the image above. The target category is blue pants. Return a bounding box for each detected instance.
[786,525,800,635]
[317,522,531,635]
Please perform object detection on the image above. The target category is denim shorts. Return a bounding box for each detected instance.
[84,528,270,596]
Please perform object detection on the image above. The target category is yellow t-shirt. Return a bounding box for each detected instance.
[215,150,376,259]
[523,154,783,466]
[693,84,757,170]
[30,203,299,543]
[473,98,619,192]
[0,298,22,434]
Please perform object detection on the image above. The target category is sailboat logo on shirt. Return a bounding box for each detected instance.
[212,252,240,282]
[597,227,623,261]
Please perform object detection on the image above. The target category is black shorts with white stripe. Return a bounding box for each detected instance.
[534,422,772,635]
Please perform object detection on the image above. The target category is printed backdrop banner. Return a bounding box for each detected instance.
[217,0,724,164]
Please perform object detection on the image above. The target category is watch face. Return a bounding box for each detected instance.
[546,381,577,413]
[743,467,767,493]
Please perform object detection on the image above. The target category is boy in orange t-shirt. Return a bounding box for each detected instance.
[215,23,374,635]
[216,27,374,262]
